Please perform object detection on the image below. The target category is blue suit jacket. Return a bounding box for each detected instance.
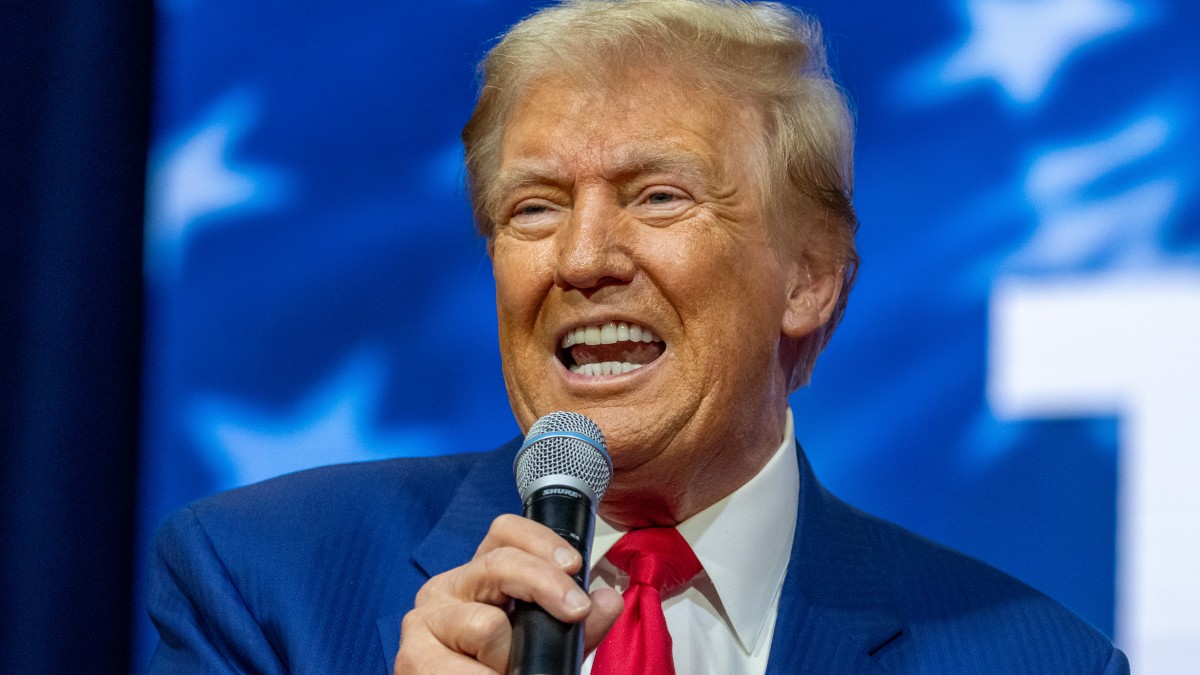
[147,440,1129,673]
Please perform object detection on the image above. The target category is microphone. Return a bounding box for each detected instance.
[509,411,613,675]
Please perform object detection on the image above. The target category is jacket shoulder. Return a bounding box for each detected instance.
[147,448,513,674]
[186,451,486,527]
[161,450,505,581]
[860,508,1124,673]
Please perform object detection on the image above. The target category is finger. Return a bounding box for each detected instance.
[583,588,624,652]
[397,603,509,675]
[414,546,591,623]
[431,602,513,673]
[475,514,583,573]
[449,547,592,622]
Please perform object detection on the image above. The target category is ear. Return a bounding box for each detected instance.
[781,260,842,340]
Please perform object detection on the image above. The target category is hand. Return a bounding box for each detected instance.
[394,514,624,674]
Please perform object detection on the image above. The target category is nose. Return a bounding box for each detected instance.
[553,191,636,292]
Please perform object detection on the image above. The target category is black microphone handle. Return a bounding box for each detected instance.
[508,483,596,675]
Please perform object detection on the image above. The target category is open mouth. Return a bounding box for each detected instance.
[557,321,666,376]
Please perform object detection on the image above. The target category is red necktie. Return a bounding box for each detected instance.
[591,528,703,675]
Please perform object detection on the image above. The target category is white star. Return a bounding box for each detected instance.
[1008,113,1194,272]
[144,90,289,281]
[188,349,445,488]
[939,0,1137,104]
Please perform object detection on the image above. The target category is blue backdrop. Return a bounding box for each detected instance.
[137,0,1200,671]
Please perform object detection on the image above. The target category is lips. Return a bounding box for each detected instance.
[557,321,665,376]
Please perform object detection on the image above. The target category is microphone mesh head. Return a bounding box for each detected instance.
[514,411,612,501]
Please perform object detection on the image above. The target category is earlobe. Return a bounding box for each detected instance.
[781,263,842,339]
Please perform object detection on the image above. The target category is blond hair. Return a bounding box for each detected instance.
[463,0,859,386]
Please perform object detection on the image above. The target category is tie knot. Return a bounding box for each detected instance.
[605,527,702,596]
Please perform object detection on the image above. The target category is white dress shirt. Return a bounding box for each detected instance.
[581,410,800,675]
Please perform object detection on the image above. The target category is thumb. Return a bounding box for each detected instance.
[582,588,624,652]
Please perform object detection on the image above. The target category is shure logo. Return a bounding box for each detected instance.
[542,488,581,498]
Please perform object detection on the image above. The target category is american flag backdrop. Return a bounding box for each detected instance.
[136,1,1200,671]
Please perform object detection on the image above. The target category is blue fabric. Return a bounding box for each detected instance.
[147,440,1127,673]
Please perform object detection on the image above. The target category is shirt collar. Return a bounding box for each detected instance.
[590,408,800,654]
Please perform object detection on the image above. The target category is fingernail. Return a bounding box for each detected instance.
[565,588,590,613]
[554,546,577,568]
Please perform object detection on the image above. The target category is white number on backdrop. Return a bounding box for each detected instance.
[989,272,1200,674]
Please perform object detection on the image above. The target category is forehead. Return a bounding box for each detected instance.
[497,67,761,183]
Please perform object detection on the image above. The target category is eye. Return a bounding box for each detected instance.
[635,186,692,213]
[517,203,550,216]
[506,198,563,237]
[510,198,556,220]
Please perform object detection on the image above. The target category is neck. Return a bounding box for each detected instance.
[598,408,788,528]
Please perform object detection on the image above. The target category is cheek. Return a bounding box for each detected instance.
[676,256,789,361]
[655,234,782,315]
[492,243,549,324]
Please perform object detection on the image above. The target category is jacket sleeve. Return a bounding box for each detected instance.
[1101,646,1130,675]
[146,506,287,674]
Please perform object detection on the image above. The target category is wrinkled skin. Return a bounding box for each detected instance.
[395,67,840,673]
[491,68,840,527]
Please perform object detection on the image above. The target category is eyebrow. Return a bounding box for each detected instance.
[609,146,716,191]
[486,145,717,209]
[486,162,568,209]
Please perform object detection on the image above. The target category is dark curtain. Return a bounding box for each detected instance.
[1,1,153,672]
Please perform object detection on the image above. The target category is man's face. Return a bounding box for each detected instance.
[489,68,826,523]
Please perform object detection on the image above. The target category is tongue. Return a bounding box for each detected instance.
[571,341,663,366]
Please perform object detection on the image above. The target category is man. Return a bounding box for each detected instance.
[147,1,1128,673]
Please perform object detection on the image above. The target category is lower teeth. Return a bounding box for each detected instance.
[570,361,644,376]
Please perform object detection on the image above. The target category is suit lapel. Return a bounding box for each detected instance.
[377,441,524,668]
[411,439,524,579]
[766,446,904,674]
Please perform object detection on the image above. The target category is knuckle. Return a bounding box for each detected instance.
[399,609,424,636]
[474,552,500,585]
[413,576,446,606]
[476,547,499,572]
[478,547,518,578]
[395,614,433,674]
[464,604,510,643]
[495,513,523,527]
[413,585,432,606]
[489,513,523,536]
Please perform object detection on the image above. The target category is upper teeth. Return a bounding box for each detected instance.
[560,321,662,348]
